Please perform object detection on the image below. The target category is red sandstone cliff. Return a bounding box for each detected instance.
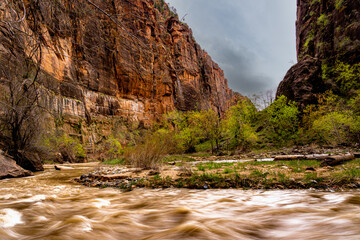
[0,0,238,126]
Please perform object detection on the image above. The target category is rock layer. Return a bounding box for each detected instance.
[277,0,360,106]
[0,0,238,125]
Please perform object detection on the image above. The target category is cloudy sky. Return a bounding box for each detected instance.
[166,0,297,96]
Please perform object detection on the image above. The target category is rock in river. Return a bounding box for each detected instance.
[0,152,33,179]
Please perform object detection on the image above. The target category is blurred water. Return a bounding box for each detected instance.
[0,163,360,240]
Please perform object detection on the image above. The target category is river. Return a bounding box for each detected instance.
[1,163,360,239]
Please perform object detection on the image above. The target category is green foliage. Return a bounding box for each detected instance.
[334,61,360,94]
[176,120,201,153]
[310,0,320,5]
[104,136,123,160]
[250,170,269,180]
[335,0,345,10]
[321,61,331,80]
[303,91,360,145]
[322,60,360,95]
[348,90,360,115]
[312,111,355,144]
[161,109,223,153]
[224,99,258,150]
[223,168,233,174]
[304,30,314,52]
[264,96,299,146]
[317,14,329,29]
[197,165,206,171]
[195,141,213,152]
[102,158,125,165]
[277,172,290,184]
[43,133,86,158]
[191,109,222,153]
[304,172,323,183]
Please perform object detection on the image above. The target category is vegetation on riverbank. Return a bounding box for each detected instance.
[89,90,360,172]
[75,155,360,191]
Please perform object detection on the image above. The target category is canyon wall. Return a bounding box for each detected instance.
[0,0,238,129]
[277,0,360,107]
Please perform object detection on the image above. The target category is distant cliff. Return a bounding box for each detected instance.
[277,0,360,107]
[0,0,238,126]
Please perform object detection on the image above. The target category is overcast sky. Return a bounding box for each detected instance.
[166,0,297,96]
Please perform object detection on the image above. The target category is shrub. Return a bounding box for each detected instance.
[303,91,360,145]
[334,61,360,94]
[123,133,169,170]
[312,111,355,144]
[264,96,299,146]
[43,132,86,162]
[104,135,123,160]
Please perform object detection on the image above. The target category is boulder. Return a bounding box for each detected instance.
[0,153,33,179]
[276,56,324,108]
[15,151,44,172]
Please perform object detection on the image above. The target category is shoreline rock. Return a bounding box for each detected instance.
[0,152,33,180]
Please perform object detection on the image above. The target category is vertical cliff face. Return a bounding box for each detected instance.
[0,0,238,126]
[277,0,360,107]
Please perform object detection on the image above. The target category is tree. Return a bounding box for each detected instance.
[264,95,299,146]
[190,110,222,153]
[303,91,360,145]
[0,0,45,170]
[224,99,258,150]
[250,90,275,110]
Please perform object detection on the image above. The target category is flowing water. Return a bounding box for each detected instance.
[1,163,360,240]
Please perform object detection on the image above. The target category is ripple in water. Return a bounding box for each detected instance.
[0,209,23,228]
[0,163,360,240]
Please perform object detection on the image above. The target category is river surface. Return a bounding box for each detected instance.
[1,163,360,240]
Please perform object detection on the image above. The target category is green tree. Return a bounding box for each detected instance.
[312,111,355,144]
[224,99,258,150]
[190,110,222,153]
[303,91,360,145]
[264,96,299,146]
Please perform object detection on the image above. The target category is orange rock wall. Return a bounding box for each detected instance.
[0,0,238,125]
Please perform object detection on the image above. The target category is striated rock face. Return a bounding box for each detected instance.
[0,0,238,126]
[277,0,360,107]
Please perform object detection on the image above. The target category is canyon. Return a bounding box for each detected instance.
[0,0,238,128]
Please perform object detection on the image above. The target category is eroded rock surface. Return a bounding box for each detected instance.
[277,0,360,105]
[0,0,239,125]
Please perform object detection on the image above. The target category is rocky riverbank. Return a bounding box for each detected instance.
[74,151,360,191]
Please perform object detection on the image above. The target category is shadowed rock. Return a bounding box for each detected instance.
[277,0,360,104]
[0,152,33,179]
[15,151,44,172]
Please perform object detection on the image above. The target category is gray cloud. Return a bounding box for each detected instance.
[166,0,297,96]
